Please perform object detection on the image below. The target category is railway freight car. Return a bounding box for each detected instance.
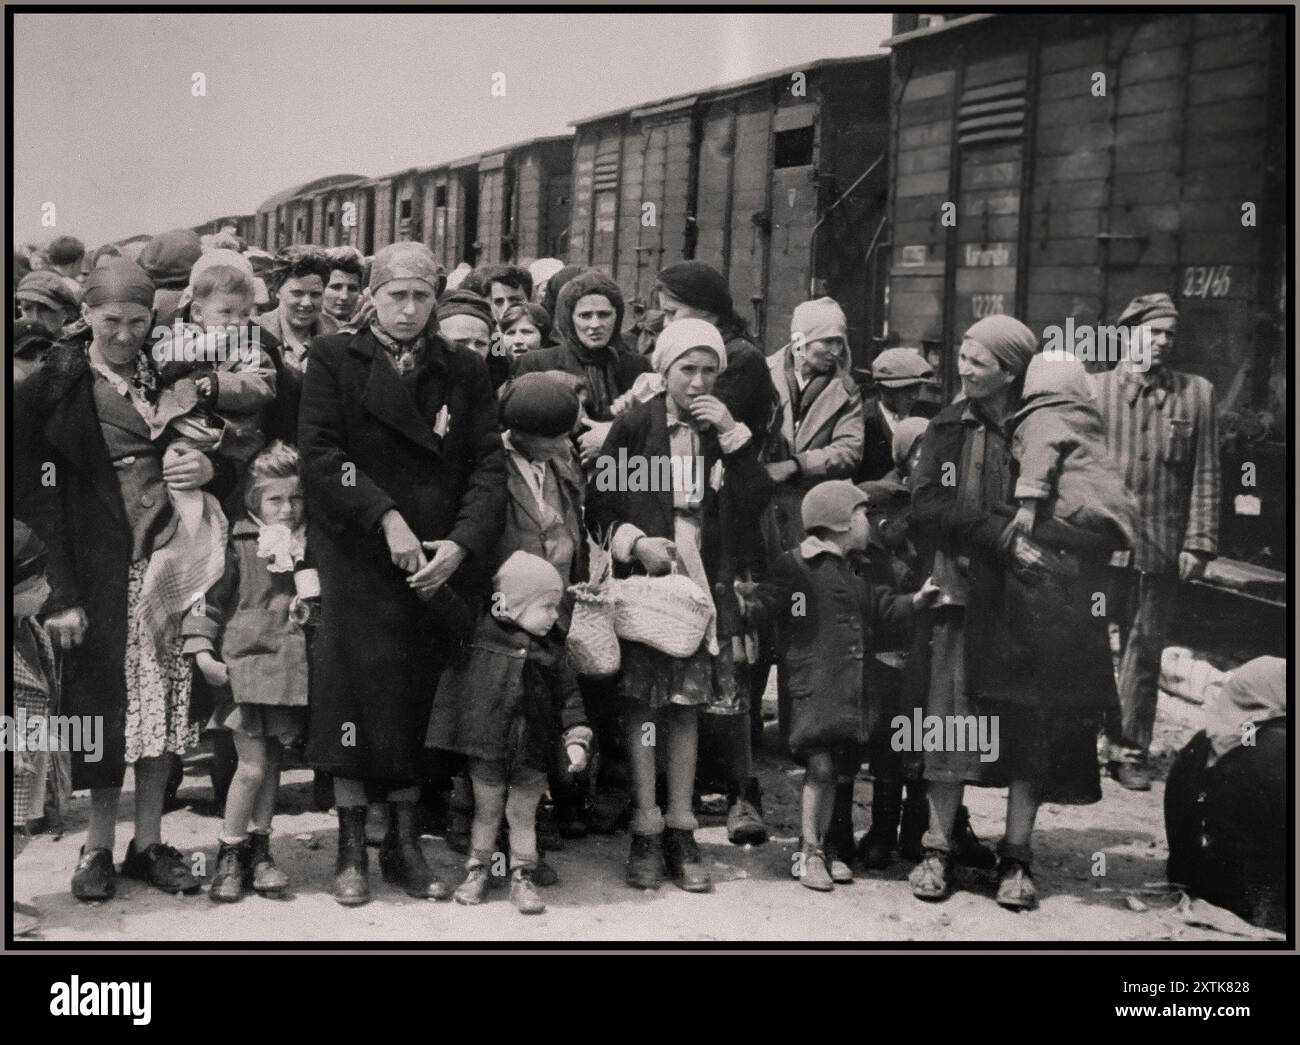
[567,55,891,363]
[304,179,376,255]
[255,173,369,252]
[193,214,257,243]
[884,10,1287,571]
[370,155,480,264]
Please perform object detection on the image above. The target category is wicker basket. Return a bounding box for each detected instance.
[611,572,713,658]
[566,582,621,678]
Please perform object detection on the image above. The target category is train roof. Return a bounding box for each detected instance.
[257,173,368,213]
[882,14,997,48]
[369,132,574,184]
[569,53,887,127]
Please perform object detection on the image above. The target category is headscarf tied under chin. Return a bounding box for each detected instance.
[963,314,1038,378]
[1204,656,1286,768]
[553,269,626,420]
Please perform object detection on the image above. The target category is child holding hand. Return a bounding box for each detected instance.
[184,441,313,902]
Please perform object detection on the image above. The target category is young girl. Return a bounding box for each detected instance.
[499,302,552,358]
[427,551,570,915]
[587,317,771,893]
[183,441,313,902]
[765,480,936,891]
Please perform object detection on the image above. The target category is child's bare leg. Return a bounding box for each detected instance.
[505,776,547,867]
[802,752,836,846]
[223,734,268,841]
[249,738,283,834]
[664,705,700,831]
[469,775,507,865]
[624,711,663,835]
[924,780,964,850]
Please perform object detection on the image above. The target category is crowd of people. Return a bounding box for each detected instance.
[10,227,1286,936]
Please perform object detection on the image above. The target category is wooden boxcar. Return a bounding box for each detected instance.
[567,55,892,362]
[306,180,376,255]
[193,214,257,243]
[255,174,368,252]
[370,155,481,265]
[473,134,574,267]
[885,11,1287,568]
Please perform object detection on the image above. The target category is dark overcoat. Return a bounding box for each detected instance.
[906,400,1118,713]
[19,342,233,789]
[297,328,507,786]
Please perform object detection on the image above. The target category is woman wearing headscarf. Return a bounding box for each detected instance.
[587,318,771,893]
[653,260,779,844]
[22,259,236,902]
[905,315,1119,911]
[512,268,651,464]
[298,241,507,906]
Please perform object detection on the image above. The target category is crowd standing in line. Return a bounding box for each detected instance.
[15,226,1276,936]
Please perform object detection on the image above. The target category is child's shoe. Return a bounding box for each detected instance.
[663,828,712,893]
[209,839,250,903]
[823,844,855,884]
[454,859,491,906]
[71,846,116,902]
[510,865,546,914]
[248,831,289,895]
[122,839,202,895]
[799,845,834,891]
[625,832,665,889]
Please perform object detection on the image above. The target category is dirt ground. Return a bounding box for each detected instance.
[11,689,1250,945]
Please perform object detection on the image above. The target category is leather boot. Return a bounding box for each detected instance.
[209,839,250,903]
[248,831,289,894]
[663,828,712,893]
[380,801,449,900]
[860,780,903,869]
[898,784,930,863]
[333,807,370,906]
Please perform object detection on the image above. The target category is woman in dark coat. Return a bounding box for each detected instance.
[653,260,780,845]
[586,318,771,893]
[906,315,1120,911]
[298,241,507,906]
[22,259,235,902]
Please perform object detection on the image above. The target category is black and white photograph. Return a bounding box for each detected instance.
[7,5,1291,957]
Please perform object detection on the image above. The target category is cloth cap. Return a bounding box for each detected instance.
[858,478,911,513]
[493,550,566,630]
[16,269,79,314]
[655,261,733,321]
[188,248,255,290]
[12,319,56,360]
[528,257,566,291]
[369,241,441,294]
[790,296,848,344]
[82,258,156,309]
[500,372,581,437]
[12,519,48,587]
[138,229,203,289]
[801,480,870,533]
[891,416,930,469]
[651,317,727,375]
[962,314,1037,377]
[1023,354,1095,401]
[1116,292,1178,329]
[436,289,493,329]
[871,346,934,387]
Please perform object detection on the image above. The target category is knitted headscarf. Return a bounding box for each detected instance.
[963,314,1037,377]
[651,317,727,376]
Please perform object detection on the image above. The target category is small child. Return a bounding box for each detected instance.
[764,481,937,891]
[426,551,572,915]
[150,258,277,471]
[12,520,58,936]
[183,441,313,903]
[1010,355,1138,553]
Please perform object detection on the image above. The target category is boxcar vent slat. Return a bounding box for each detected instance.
[958,77,1026,146]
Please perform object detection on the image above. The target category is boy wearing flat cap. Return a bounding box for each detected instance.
[855,346,937,484]
[16,269,80,338]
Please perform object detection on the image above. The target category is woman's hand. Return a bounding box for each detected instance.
[577,418,612,465]
[1012,501,1038,536]
[408,540,467,596]
[162,446,215,490]
[1009,531,1058,584]
[911,577,942,611]
[634,536,676,576]
[688,395,735,434]
[1178,550,1209,582]
[765,460,799,483]
[44,607,88,649]
[194,650,229,688]
[381,510,427,574]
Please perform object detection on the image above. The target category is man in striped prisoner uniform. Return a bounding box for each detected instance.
[1092,293,1221,791]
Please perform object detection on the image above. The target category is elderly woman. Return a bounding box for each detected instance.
[298,241,507,906]
[906,315,1119,911]
[23,259,234,901]
[588,318,771,893]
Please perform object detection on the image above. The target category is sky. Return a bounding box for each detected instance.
[13,11,892,248]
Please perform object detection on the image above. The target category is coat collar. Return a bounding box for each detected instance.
[348,328,447,456]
